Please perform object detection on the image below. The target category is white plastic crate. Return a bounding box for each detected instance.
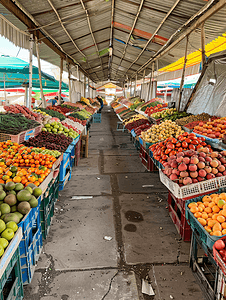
[159,169,226,198]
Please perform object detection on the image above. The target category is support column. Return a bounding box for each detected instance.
[58,57,63,105]
[87,78,90,98]
[67,63,72,102]
[201,23,206,68]
[35,37,46,108]
[178,36,189,112]
[28,34,34,109]
[150,62,155,99]
[4,73,7,106]
[134,74,137,96]
[141,70,145,99]
[84,76,86,98]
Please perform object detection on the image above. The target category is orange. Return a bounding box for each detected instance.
[198,204,205,210]
[208,213,213,218]
[13,176,21,183]
[203,195,212,202]
[212,205,220,213]
[204,226,212,233]
[213,222,222,232]
[201,212,208,219]
[222,229,226,235]
[203,202,209,207]
[211,231,222,236]
[208,219,217,228]
[198,218,207,226]
[190,206,199,213]
[212,214,220,220]
[208,202,215,208]
[198,206,204,212]
[217,215,226,223]
[194,212,202,218]
[220,193,226,200]
[204,207,212,213]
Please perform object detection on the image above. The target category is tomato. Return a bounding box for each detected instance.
[182,141,188,148]
[176,142,181,148]
[185,138,191,143]
[169,150,176,156]
[167,143,175,149]
[183,132,189,136]
[189,144,196,150]
[214,240,225,251]
[171,138,177,144]
[165,149,171,155]
[191,140,199,145]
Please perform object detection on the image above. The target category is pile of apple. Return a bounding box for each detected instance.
[214,239,226,263]
[163,147,226,186]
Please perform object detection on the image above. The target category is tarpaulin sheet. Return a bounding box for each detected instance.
[187,51,226,117]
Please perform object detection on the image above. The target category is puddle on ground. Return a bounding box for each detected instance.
[125,211,144,222]
[124,224,137,232]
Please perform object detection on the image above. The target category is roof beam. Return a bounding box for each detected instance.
[46,0,85,58]
[125,0,181,74]
[0,0,97,81]
[69,39,110,56]
[80,0,105,76]
[132,0,225,77]
[108,0,115,80]
[46,0,100,81]
[114,0,145,76]
[59,26,110,46]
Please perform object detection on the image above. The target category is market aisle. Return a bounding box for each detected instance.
[23,106,204,300]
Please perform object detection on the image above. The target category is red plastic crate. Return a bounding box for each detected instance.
[168,195,191,241]
[213,236,226,276]
[139,145,157,172]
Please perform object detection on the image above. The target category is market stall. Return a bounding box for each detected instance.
[111,86,226,299]
[0,96,100,297]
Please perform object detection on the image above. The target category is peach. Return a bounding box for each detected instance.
[183,157,190,164]
[197,161,205,169]
[169,174,178,181]
[199,169,207,178]
[178,163,187,172]
[210,160,219,168]
[180,171,189,178]
[190,156,199,165]
[218,165,225,173]
[189,164,197,172]
[183,177,192,185]
[190,171,198,178]
[212,168,218,175]
[204,166,212,173]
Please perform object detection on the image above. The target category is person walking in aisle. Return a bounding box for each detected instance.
[96,95,104,112]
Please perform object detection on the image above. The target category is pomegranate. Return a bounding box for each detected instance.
[206,173,215,180]
[204,166,212,174]
[214,240,225,251]
[178,163,187,172]
[197,161,205,169]
[190,171,198,178]
[198,169,207,178]
[180,171,189,178]
[170,174,178,181]
[190,156,199,165]
[189,164,197,172]
[183,177,192,185]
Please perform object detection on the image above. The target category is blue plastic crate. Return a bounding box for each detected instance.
[18,196,43,285]
[93,113,101,123]
[59,142,74,181]
[59,169,71,191]
[185,188,226,250]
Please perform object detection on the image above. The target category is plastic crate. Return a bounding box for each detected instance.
[9,125,42,144]
[183,126,193,133]
[59,169,71,191]
[138,137,154,150]
[40,173,59,239]
[93,113,101,123]
[213,236,226,276]
[59,142,74,181]
[0,244,23,300]
[139,146,157,172]
[159,169,226,198]
[18,196,43,285]
[185,190,226,250]
[168,190,219,216]
[168,194,191,241]
[190,231,219,300]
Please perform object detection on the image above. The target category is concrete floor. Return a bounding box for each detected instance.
[23,107,204,300]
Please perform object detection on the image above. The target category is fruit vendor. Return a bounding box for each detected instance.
[96,95,104,112]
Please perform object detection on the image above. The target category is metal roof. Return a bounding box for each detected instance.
[0,0,226,84]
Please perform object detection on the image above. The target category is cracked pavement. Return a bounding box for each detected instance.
[23,106,204,300]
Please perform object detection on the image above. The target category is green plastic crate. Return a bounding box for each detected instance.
[0,229,23,300]
[40,173,59,239]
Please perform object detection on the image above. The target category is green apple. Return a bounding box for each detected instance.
[1,228,14,241]
[0,219,6,233]
[0,245,4,257]
[6,221,18,233]
[0,238,8,249]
